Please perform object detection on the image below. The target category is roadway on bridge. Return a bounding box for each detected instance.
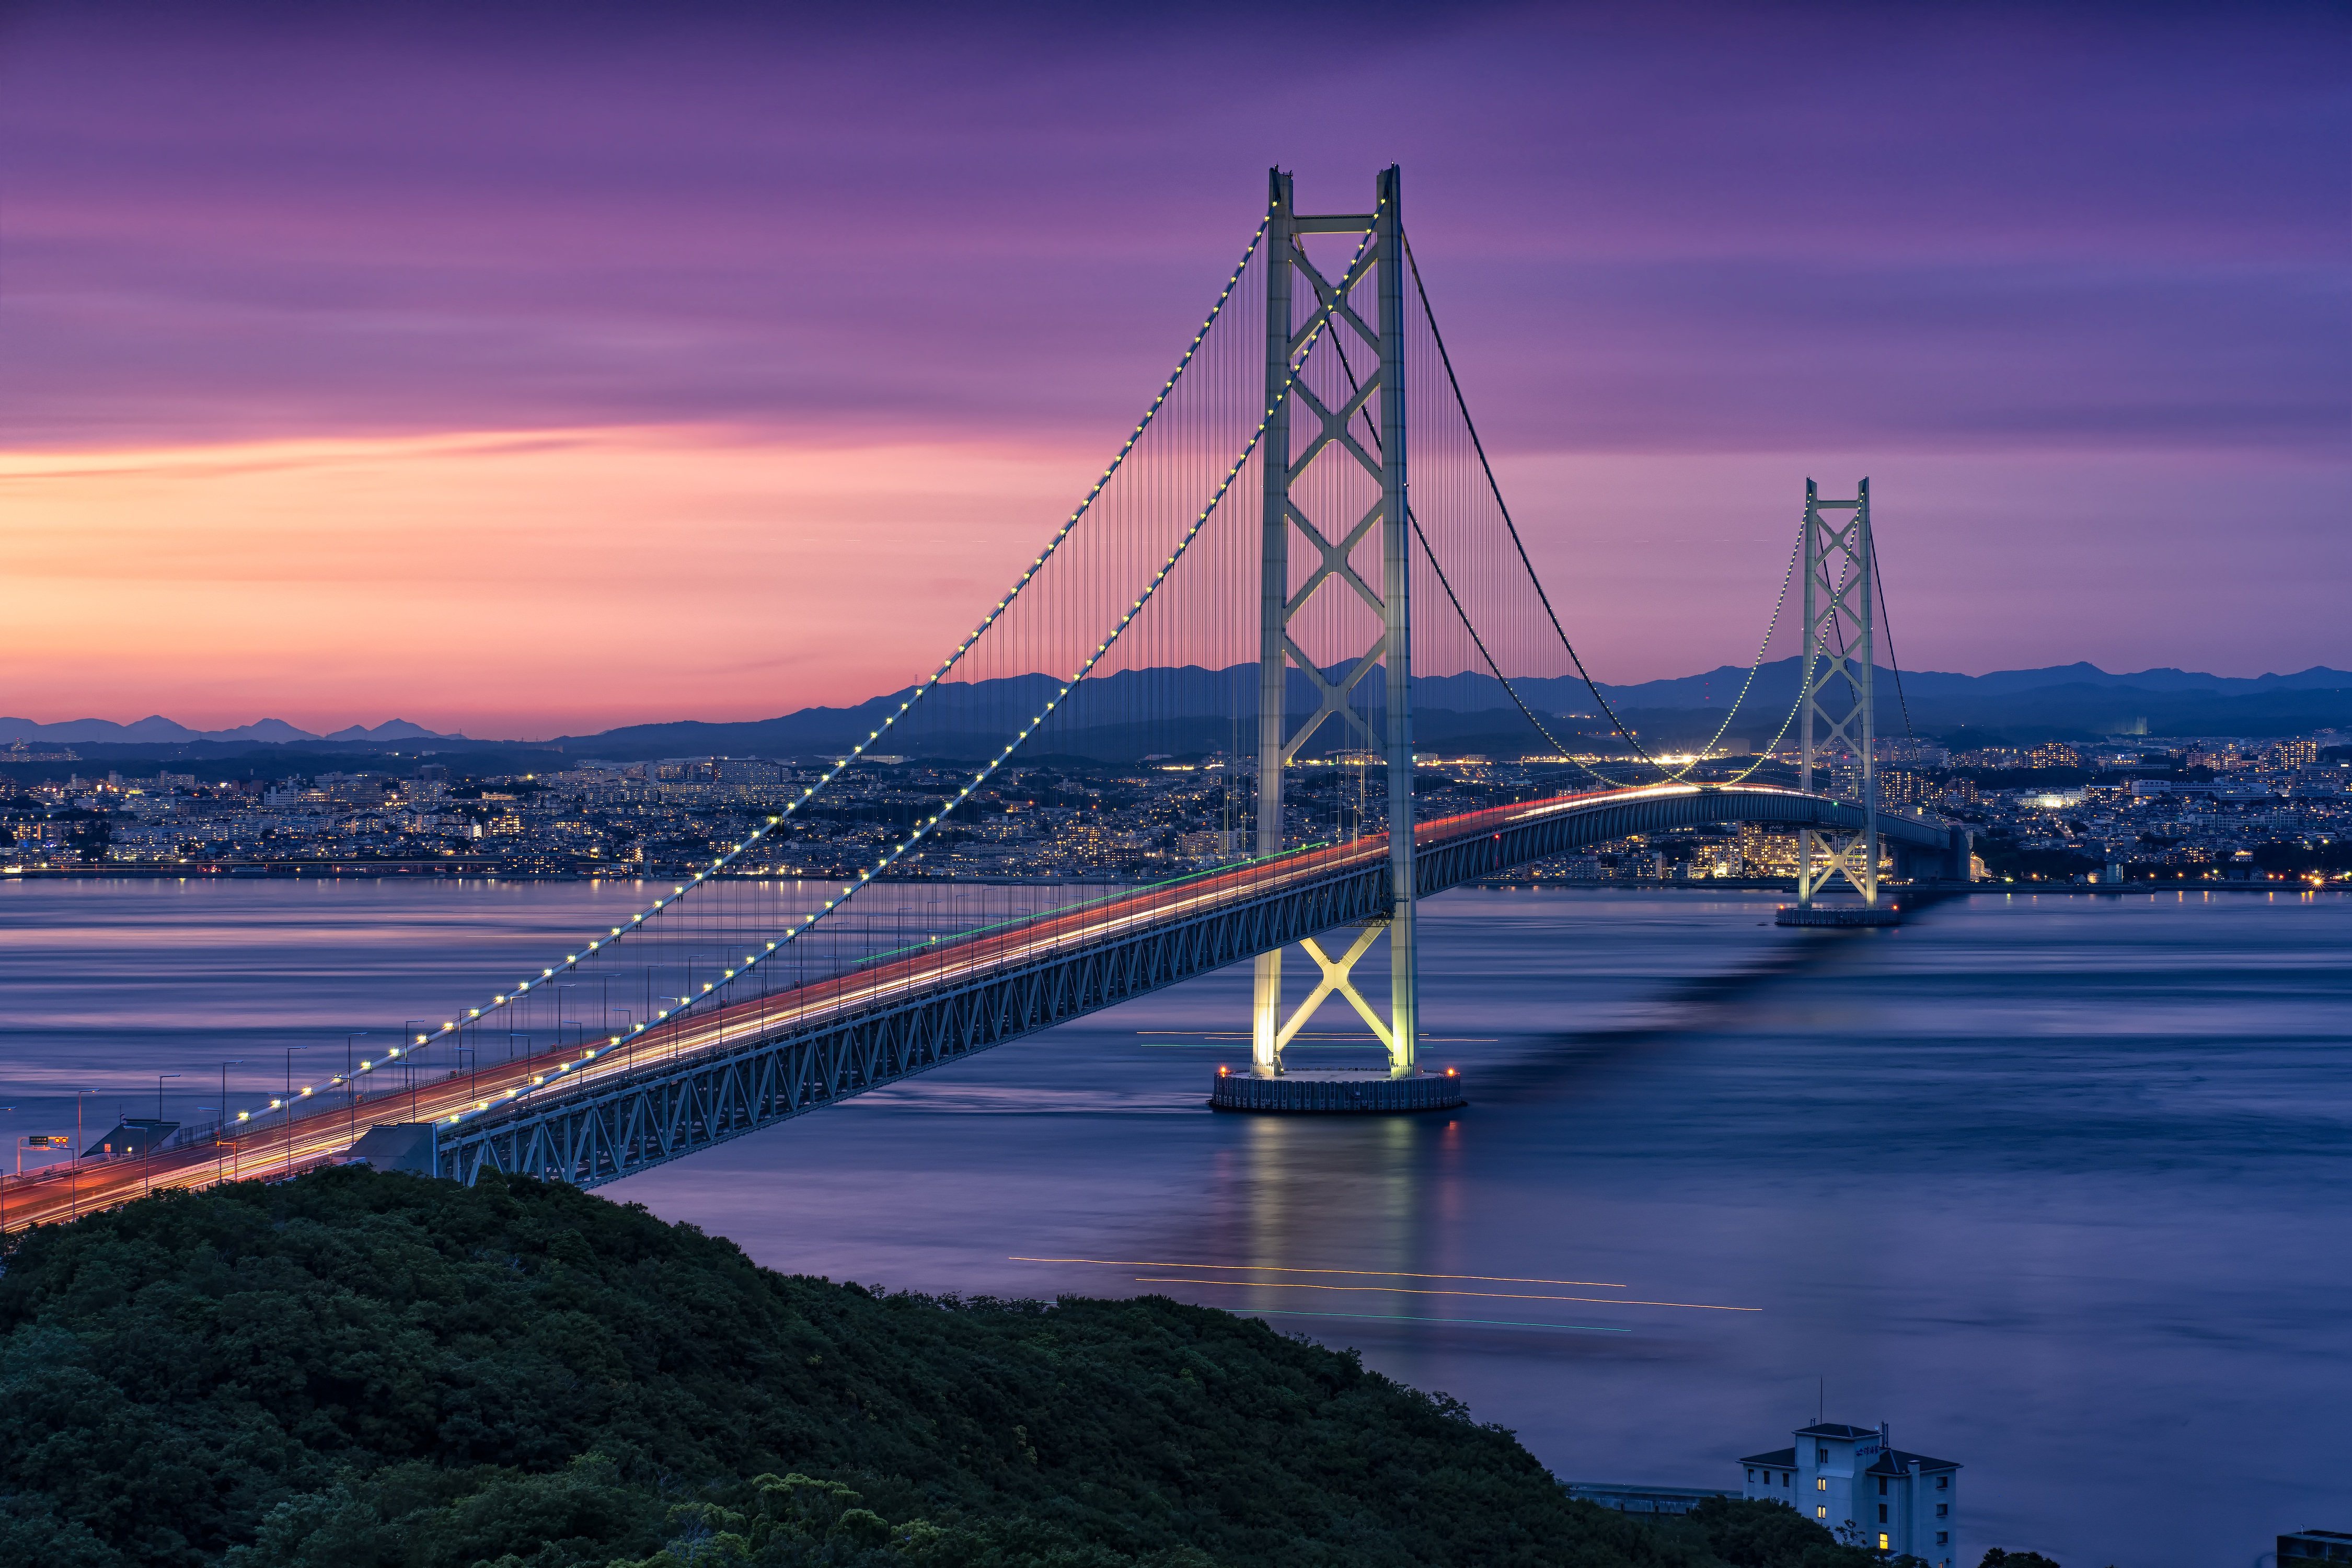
[0,781,1932,1232]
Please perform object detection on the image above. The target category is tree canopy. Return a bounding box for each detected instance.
[0,1169,1903,1568]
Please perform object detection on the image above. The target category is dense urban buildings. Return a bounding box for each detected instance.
[6,733,2345,889]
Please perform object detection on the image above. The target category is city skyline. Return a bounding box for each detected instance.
[3,4,2344,737]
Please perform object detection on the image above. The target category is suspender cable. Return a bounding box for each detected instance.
[1401,234,1809,785]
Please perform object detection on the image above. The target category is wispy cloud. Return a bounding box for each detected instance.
[0,3,2343,726]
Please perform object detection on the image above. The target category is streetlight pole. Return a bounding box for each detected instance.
[405,1019,427,1123]
[218,1061,244,1183]
[149,1076,180,1197]
[70,1088,96,1221]
[344,1033,368,1150]
[283,1047,307,1180]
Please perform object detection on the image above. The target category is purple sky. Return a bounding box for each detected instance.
[2,3,2345,734]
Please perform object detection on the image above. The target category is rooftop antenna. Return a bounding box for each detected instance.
[1818,1375,1824,1425]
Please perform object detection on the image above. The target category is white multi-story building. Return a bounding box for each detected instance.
[1739,1421,1959,1565]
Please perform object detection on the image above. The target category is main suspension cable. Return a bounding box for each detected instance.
[430,213,1387,1133]
[1401,236,1662,771]
[221,203,1282,1133]
[1396,233,1812,785]
[1406,506,1618,785]
[1870,531,1916,743]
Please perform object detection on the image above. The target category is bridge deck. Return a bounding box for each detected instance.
[0,785,1958,1228]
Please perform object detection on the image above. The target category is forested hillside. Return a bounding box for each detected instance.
[0,1171,1896,1568]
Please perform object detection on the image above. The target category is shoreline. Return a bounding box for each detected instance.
[1,865,2335,896]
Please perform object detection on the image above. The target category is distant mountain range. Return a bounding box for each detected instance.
[542,659,2352,760]
[0,716,456,745]
[1596,659,2352,707]
[6,660,2346,762]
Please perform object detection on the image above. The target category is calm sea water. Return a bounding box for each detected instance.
[2,877,2346,1564]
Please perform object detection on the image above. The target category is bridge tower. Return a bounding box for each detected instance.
[1796,478,1881,907]
[1245,165,1425,1091]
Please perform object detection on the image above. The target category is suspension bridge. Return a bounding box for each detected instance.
[0,167,1969,1232]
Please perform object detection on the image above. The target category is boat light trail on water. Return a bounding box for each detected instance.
[1134,1278,1760,1311]
[1010,1255,1627,1288]
[1239,1310,1632,1334]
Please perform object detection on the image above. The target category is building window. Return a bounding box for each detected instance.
[1936,1504,1948,1518]
[1878,1505,1889,1524]
[1747,1469,1755,1482]
[1816,1507,1828,1520]
[1818,1447,1830,1463]
[1879,1534,1890,1552]
[1878,1477,1889,1496]
[1938,1532,1950,1546]
[1936,1475,1949,1491]
[1817,1479,1828,1492]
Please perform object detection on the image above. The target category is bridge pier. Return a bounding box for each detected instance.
[1242,162,1439,1104]
[1274,921,1393,1056]
[1240,163,1441,1110]
[1796,479,1881,910]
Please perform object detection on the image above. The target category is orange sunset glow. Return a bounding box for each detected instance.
[1,427,1102,738]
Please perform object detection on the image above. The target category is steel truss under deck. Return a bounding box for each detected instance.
[436,786,1967,1189]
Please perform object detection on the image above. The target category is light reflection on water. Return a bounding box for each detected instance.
[2,878,2346,1565]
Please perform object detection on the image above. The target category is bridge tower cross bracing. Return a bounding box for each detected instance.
[1251,165,1417,1080]
[1796,477,1880,906]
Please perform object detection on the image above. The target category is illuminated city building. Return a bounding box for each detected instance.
[1740,1421,1959,1565]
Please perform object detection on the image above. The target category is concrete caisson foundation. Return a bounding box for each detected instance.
[1209,1068,1466,1114]
[1774,904,1904,928]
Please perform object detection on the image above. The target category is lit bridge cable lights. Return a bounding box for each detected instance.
[433,213,1374,1136]
[76,177,1969,1205]
[214,202,1283,1138]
